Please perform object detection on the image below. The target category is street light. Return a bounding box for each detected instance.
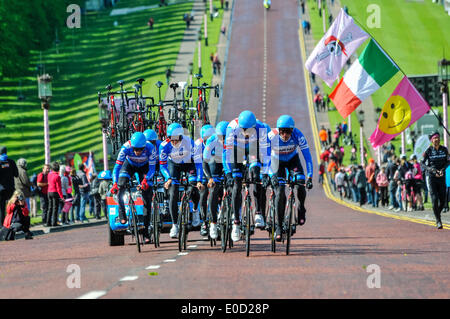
[438,58,449,148]
[37,73,52,165]
[357,109,365,165]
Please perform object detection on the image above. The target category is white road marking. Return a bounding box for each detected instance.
[146,265,161,270]
[188,245,198,249]
[77,291,107,299]
[178,252,189,256]
[120,276,139,281]
[164,259,177,263]
[262,7,268,123]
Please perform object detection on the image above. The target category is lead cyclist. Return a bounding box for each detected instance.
[268,115,313,241]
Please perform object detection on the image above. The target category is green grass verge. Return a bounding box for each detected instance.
[0,0,219,174]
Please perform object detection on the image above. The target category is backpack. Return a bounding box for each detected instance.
[30,173,39,196]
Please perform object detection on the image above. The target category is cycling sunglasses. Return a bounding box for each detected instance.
[133,147,145,152]
[279,128,293,135]
[170,136,182,142]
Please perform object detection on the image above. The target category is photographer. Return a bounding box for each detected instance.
[0,191,33,240]
[421,132,449,229]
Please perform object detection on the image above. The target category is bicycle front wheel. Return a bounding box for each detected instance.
[286,198,294,256]
[245,200,251,257]
[152,199,160,248]
[131,206,142,253]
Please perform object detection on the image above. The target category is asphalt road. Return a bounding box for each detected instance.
[1,0,449,302]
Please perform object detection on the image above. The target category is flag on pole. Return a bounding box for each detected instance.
[329,39,399,118]
[305,8,369,87]
[86,151,96,181]
[369,76,431,148]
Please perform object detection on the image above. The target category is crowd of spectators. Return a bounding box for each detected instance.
[0,147,111,241]
[318,125,441,213]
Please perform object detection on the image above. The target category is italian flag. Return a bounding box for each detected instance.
[329,39,399,118]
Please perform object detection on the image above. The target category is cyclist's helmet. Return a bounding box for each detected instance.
[130,132,147,148]
[277,115,295,129]
[238,110,257,129]
[143,129,158,142]
[201,124,214,141]
[216,121,229,136]
[167,122,183,137]
[98,170,112,180]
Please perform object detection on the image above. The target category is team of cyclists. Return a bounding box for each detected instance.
[109,110,314,244]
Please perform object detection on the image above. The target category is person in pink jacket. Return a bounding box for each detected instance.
[376,166,389,207]
[47,162,64,227]
[411,154,424,211]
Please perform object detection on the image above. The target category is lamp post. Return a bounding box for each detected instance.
[198,30,202,75]
[438,58,449,148]
[98,99,109,171]
[38,74,52,165]
[357,109,365,166]
[204,12,208,46]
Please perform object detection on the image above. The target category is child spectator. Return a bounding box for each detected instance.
[376,166,389,207]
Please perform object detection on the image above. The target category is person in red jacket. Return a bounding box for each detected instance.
[0,190,33,240]
[47,162,64,227]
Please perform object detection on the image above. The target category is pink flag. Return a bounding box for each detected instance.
[305,8,369,87]
[369,76,431,148]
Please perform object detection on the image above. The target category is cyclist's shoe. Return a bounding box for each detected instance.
[231,222,241,242]
[170,224,179,238]
[25,231,34,240]
[200,222,208,236]
[275,225,282,242]
[291,224,296,235]
[298,211,306,226]
[192,210,201,227]
[437,221,443,229]
[254,214,265,229]
[210,223,218,239]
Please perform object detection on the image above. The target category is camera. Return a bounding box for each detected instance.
[17,194,24,201]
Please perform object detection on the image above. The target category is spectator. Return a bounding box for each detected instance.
[411,155,424,211]
[221,25,226,35]
[90,173,102,220]
[348,165,360,203]
[70,168,81,223]
[327,160,338,191]
[386,156,399,210]
[355,165,367,206]
[47,162,64,227]
[165,67,172,85]
[211,53,216,75]
[320,147,331,163]
[29,173,38,218]
[300,0,305,14]
[318,160,325,185]
[14,158,32,214]
[147,17,154,30]
[314,92,322,112]
[335,168,346,199]
[0,146,18,225]
[98,171,112,218]
[213,53,221,75]
[77,164,90,223]
[376,166,389,207]
[37,164,50,224]
[319,126,328,147]
[365,158,377,207]
[183,13,192,28]
[59,165,71,224]
[0,191,33,241]
[327,128,332,145]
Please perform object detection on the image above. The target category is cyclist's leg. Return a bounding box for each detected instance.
[167,161,181,225]
[230,163,244,224]
[249,163,265,223]
[137,165,152,240]
[117,161,134,223]
[288,156,307,225]
[272,160,287,239]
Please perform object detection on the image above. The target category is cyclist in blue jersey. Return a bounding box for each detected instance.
[160,123,204,238]
[203,120,229,239]
[110,132,156,243]
[224,110,271,242]
[195,124,216,237]
[144,128,168,214]
[268,115,313,241]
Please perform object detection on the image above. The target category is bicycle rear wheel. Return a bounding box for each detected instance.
[220,199,228,252]
[269,205,276,253]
